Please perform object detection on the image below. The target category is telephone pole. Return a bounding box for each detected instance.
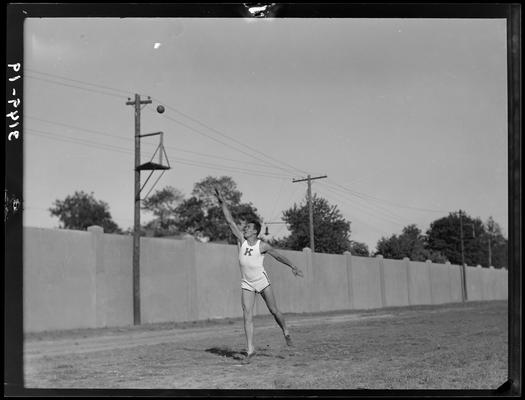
[459,210,465,266]
[292,175,327,252]
[488,233,493,267]
[126,94,152,325]
[486,221,494,267]
[458,210,468,302]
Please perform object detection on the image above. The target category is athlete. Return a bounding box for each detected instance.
[214,187,303,363]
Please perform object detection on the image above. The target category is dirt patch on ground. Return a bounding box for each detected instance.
[23,301,508,390]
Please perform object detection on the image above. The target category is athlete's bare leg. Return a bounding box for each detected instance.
[241,289,257,356]
[260,286,292,344]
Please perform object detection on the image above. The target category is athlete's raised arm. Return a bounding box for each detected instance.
[214,187,244,243]
[259,242,303,277]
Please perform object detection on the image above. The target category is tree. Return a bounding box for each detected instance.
[192,176,242,209]
[280,194,352,254]
[375,224,446,262]
[349,241,370,257]
[142,186,184,237]
[426,211,507,268]
[174,197,206,238]
[174,176,261,243]
[49,190,121,233]
[267,236,291,250]
[482,216,508,268]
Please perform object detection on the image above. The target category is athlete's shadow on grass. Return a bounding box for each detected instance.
[206,346,276,361]
[205,346,246,360]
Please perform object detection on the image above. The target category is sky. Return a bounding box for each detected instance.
[23,17,508,252]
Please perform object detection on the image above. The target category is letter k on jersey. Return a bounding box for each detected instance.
[244,248,254,256]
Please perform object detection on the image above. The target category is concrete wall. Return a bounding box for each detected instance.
[194,241,241,320]
[447,262,464,303]
[96,229,133,327]
[256,248,310,316]
[465,265,508,302]
[383,258,410,307]
[23,227,509,332]
[351,256,383,309]
[140,236,190,324]
[24,228,97,332]
[313,251,350,312]
[407,261,433,305]
[429,261,454,305]
[466,265,484,301]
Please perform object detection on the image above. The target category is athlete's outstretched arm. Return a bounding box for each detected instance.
[214,187,244,243]
[260,242,304,277]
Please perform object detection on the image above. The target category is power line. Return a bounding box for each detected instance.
[267,177,288,222]
[167,158,293,180]
[26,129,134,155]
[316,187,396,238]
[26,69,446,225]
[26,115,294,172]
[149,97,310,177]
[26,116,131,142]
[324,185,409,227]
[320,181,408,224]
[25,74,125,99]
[25,68,132,96]
[264,183,303,238]
[152,109,306,177]
[319,180,452,231]
[26,129,294,180]
[316,184,407,227]
[25,69,309,177]
[325,178,448,213]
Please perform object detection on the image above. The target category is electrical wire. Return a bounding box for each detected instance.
[267,177,288,222]
[25,74,126,99]
[26,116,131,142]
[25,69,449,233]
[26,115,293,173]
[26,128,134,155]
[25,129,294,180]
[150,96,310,177]
[25,68,133,96]
[325,178,448,213]
[266,184,303,238]
[25,69,311,178]
[148,107,306,178]
[316,184,408,227]
[320,181,409,224]
[316,186,397,238]
[318,183,408,225]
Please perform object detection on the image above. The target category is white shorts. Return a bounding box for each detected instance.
[241,270,271,293]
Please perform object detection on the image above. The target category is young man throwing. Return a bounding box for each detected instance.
[214,187,303,362]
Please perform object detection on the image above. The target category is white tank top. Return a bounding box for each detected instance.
[239,240,265,281]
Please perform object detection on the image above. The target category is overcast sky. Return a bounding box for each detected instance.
[23,17,508,251]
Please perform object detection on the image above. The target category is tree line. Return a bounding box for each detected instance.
[49,176,508,268]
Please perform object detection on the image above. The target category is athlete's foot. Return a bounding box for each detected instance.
[242,350,257,364]
[284,333,294,347]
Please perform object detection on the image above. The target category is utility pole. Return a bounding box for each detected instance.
[488,233,492,267]
[485,221,494,267]
[458,210,468,302]
[459,210,465,266]
[292,174,327,252]
[126,94,152,325]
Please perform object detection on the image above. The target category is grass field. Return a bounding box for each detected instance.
[24,300,508,390]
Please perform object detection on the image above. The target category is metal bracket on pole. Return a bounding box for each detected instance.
[136,131,171,202]
[137,132,171,171]
[264,221,286,236]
